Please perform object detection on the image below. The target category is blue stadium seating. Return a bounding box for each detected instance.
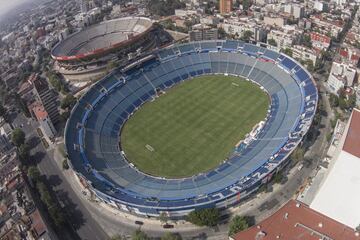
[64,40,318,216]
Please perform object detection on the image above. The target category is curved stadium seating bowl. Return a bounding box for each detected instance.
[65,40,318,217]
[51,17,153,61]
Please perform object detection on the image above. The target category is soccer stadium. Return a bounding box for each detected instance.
[51,17,156,81]
[64,40,318,218]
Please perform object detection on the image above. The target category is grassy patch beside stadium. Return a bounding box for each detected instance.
[120,75,269,178]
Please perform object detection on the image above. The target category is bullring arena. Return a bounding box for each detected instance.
[64,40,318,218]
[51,17,156,81]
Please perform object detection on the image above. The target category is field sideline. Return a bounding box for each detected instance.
[120,75,269,178]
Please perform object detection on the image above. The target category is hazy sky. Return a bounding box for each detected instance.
[0,0,30,17]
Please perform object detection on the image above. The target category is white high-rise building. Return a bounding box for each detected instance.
[283,4,304,19]
[33,103,57,141]
[293,5,305,19]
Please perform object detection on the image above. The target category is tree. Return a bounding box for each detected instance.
[304,59,314,72]
[228,216,249,236]
[268,38,277,47]
[47,72,68,94]
[282,48,293,57]
[12,128,25,147]
[273,172,283,183]
[161,232,182,240]
[132,230,149,240]
[48,74,62,92]
[62,159,69,170]
[187,208,220,227]
[184,20,193,30]
[60,111,70,123]
[312,112,321,126]
[28,166,41,182]
[36,181,65,227]
[290,147,305,163]
[14,93,31,117]
[301,34,312,48]
[36,181,52,206]
[329,94,339,108]
[242,0,251,11]
[147,0,185,16]
[356,224,360,233]
[321,50,332,61]
[240,30,253,41]
[347,93,357,109]
[19,143,31,162]
[106,61,118,73]
[218,27,228,39]
[339,97,347,110]
[233,0,241,8]
[61,94,77,110]
[48,204,66,227]
[159,212,168,224]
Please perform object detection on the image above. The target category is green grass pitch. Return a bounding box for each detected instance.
[120,75,269,178]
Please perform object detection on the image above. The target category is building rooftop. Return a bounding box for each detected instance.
[343,108,360,158]
[33,103,48,121]
[310,109,360,228]
[232,200,360,240]
[29,209,47,237]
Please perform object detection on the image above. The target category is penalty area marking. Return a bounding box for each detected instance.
[146,144,155,152]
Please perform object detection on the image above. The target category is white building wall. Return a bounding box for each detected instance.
[327,74,345,94]
[40,116,57,140]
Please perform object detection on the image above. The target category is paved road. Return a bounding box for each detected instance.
[12,114,109,240]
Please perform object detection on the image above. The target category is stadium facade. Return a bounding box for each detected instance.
[64,40,318,218]
[51,17,156,81]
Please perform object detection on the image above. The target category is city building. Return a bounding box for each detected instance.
[293,4,305,19]
[33,103,57,141]
[58,28,69,41]
[291,45,319,64]
[33,78,60,124]
[298,19,312,30]
[310,14,343,38]
[79,0,95,13]
[284,4,305,19]
[0,159,54,240]
[314,1,329,12]
[310,109,360,229]
[327,61,356,94]
[18,74,36,102]
[189,27,218,41]
[339,46,360,65]
[0,134,12,156]
[331,0,348,6]
[219,0,232,14]
[0,122,13,156]
[231,200,360,240]
[219,19,268,42]
[2,70,19,89]
[200,16,220,26]
[175,9,197,17]
[310,32,331,50]
[263,16,285,27]
[267,29,295,49]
